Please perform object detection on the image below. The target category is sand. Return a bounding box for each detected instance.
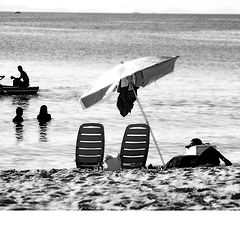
[0,165,240,210]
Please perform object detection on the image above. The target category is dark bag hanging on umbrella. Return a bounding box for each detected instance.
[116,81,139,117]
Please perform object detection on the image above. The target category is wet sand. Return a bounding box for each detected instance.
[0,165,240,210]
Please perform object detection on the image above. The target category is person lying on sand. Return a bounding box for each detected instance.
[164,138,232,169]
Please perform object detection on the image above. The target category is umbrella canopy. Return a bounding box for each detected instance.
[80,56,179,109]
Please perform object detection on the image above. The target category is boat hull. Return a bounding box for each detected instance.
[0,85,39,95]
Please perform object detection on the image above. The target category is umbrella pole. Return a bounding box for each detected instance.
[132,87,165,166]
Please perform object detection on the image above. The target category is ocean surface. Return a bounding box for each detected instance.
[0,12,240,170]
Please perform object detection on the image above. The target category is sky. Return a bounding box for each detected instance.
[0,0,240,13]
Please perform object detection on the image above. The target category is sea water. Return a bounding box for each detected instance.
[0,12,240,170]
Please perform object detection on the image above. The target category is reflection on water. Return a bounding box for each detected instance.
[15,123,24,141]
[39,123,49,142]
[12,96,31,110]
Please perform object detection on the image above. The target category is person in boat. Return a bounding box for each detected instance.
[12,107,24,124]
[11,65,29,88]
[37,105,51,124]
[164,138,232,169]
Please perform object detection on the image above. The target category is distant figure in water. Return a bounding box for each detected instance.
[12,107,24,124]
[11,65,30,88]
[164,138,232,169]
[37,105,51,124]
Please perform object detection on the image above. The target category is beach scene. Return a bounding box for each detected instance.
[1,0,240,220]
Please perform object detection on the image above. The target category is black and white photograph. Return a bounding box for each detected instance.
[0,0,239,238]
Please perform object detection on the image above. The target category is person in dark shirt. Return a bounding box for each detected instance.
[11,66,29,88]
[37,105,51,124]
[164,138,232,169]
[12,107,24,124]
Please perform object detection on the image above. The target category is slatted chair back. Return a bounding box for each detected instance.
[75,123,105,169]
[120,124,150,169]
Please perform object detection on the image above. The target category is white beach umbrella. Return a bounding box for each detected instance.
[80,56,179,109]
[79,56,179,165]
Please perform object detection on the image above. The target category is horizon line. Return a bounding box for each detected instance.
[0,10,240,15]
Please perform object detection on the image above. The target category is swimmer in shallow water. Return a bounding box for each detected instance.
[37,105,51,124]
[12,107,24,124]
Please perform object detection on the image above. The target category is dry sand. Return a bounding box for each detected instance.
[0,165,240,210]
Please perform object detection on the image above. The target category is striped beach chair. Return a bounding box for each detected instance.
[75,123,105,169]
[120,124,150,169]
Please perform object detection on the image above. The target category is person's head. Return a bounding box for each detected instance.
[39,105,48,115]
[17,65,23,72]
[16,107,23,116]
[185,138,203,148]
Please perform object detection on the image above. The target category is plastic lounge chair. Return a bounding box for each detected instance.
[120,124,150,169]
[75,123,105,169]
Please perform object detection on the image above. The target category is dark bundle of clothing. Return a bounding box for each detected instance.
[116,84,139,117]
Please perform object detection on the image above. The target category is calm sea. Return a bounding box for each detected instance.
[0,12,239,170]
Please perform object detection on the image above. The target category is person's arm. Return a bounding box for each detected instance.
[11,76,20,80]
[19,72,23,80]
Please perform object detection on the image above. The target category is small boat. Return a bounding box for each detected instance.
[0,85,39,95]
